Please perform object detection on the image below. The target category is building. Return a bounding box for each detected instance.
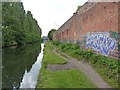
[42,36,49,43]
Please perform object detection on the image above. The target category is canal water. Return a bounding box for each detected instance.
[2,43,44,89]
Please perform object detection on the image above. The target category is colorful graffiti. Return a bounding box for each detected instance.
[86,32,116,56]
[109,31,120,40]
[109,31,120,48]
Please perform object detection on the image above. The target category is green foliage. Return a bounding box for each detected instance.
[72,50,93,60]
[77,6,82,11]
[52,40,118,88]
[52,40,60,46]
[42,41,67,68]
[2,27,15,46]
[47,29,56,40]
[37,41,96,88]
[2,2,42,46]
[37,70,96,88]
[53,41,79,52]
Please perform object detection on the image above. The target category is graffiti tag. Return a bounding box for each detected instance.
[86,32,116,56]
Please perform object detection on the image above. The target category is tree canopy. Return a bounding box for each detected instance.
[47,29,56,40]
[2,2,42,46]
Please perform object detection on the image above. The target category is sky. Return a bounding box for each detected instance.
[21,0,88,36]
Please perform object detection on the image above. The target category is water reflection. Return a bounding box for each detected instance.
[2,43,41,88]
[20,44,44,88]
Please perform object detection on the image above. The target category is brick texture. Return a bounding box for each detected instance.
[53,2,120,60]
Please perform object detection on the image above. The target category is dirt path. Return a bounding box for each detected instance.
[47,63,76,71]
[49,44,113,88]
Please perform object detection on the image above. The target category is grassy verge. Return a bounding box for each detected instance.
[52,40,119,88]
[56,49,69,59]
[43,41,67,68]
[36,41,96,88]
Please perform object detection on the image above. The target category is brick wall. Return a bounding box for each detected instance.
[53,2,120,60]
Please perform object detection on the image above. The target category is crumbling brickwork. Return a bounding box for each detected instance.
[53,2,120,60]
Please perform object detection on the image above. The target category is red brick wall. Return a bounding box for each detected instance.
[53,2,120,60]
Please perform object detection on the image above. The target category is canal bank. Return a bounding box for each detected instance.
[36,41,96,88]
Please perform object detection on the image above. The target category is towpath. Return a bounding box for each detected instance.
[49,44,112,88]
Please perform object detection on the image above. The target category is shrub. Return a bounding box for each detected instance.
[53,40,60,46]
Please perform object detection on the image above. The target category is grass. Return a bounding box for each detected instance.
[56,49,69,59]
[60,53,69,59]
[43,41,67,68]
[36,41,96,88]
[37,70,96,88]
[52,40,118,88]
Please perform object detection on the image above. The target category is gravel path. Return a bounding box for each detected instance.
[48,44,113,88]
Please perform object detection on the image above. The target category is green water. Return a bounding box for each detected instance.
[2,43,41,88]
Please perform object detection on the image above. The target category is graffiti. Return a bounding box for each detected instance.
[109,31,120,48]
[86,32,116,56]
[109,31,120,40]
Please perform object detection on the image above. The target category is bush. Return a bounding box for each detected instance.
[53,40,61,46]
[2,27,16,46]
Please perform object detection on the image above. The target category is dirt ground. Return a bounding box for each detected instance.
[46,44,113,88]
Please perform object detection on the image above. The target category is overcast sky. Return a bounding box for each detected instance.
[21,0,88,36]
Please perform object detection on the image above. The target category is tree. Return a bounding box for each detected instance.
[2,2,42,46]
[48,29,56,40]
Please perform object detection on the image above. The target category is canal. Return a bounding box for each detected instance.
[2,43,44,89]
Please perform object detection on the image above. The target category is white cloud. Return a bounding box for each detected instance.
[21,0,87,36]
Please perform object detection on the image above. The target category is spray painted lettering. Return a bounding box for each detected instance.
[86,32,116,56]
